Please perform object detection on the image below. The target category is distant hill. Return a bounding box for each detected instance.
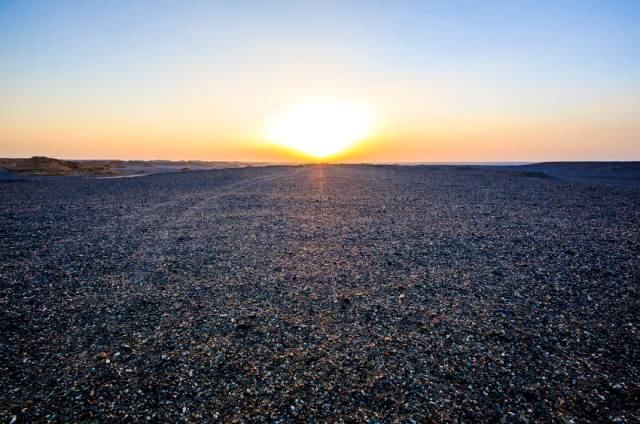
[0,156,273,177]
[515,162,640,186]
[0,156,115,176]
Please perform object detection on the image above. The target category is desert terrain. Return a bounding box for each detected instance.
[0,157,261,177]
[1,164,639,421]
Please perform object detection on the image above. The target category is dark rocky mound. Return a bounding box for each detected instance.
[516,162,640,186]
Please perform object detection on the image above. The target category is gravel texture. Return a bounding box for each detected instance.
[1,165,639,422]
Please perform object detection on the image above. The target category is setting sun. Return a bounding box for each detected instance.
[265,101,374,159]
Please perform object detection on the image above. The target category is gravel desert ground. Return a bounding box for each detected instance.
[1,165,639,422]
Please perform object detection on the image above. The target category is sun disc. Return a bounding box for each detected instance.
[266,101,373,158]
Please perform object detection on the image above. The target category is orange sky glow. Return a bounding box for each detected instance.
[1,1,639,162]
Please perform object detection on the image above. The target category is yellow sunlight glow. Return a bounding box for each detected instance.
[265,100,373,158]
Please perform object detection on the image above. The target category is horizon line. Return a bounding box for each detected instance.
[3,156,640,165]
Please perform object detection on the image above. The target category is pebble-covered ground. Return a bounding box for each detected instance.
[1,165,639,422]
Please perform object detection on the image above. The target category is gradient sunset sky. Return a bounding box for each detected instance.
[1,0,639,162]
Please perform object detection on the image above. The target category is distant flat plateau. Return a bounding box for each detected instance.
[2,156,640,187]
[1,165,639,421]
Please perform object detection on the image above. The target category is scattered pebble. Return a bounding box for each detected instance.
[1,165,639,421]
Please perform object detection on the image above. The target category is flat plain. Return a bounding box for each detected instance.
[1,165,639,421]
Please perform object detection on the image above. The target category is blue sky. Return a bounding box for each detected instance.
[1,0,639,160]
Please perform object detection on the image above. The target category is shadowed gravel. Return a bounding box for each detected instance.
[1,165,639,422]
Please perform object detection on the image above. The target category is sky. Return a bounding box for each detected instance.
[1,0,639,162]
